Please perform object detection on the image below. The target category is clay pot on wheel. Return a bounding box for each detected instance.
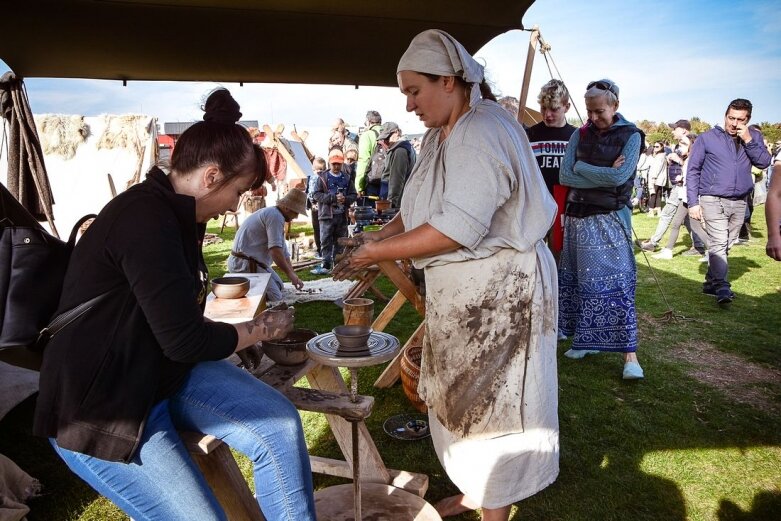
[261,329,318,366]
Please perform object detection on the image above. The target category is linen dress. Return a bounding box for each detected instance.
[399,99,560,507]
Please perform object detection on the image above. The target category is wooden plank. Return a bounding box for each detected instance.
[308,457,429,498]
[371,291,407,332]
[284,387,373,421]
[205,273,270,324]
[306,366,390,484]
[256,358,317,388]
[190,442,266,521]
[374,320,425,388]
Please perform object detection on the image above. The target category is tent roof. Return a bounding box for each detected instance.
[3,0,534,87]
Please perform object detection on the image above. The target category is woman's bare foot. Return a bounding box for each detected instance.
[435,494,479,517]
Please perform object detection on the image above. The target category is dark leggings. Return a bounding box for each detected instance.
[648,190,664,210]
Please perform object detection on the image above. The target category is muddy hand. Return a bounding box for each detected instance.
[260,304,295,340]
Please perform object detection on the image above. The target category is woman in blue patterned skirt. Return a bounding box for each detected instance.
[558,79,645,380]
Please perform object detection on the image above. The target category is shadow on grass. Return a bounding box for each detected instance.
[2,218,779,521]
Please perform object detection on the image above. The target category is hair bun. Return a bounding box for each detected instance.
[202,88,242,124]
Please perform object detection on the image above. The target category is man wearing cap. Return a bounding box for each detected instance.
[639,119,707,255]
[227,189,307,301]
[355,110,383,201]
[688,98,772,304]
[377,121,416,208]
[310,149,358,274]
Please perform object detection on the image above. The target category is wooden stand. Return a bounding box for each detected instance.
[340,260,427,389]
[196,276,430,519]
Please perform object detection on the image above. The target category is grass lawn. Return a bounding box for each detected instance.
[1,207,779,520]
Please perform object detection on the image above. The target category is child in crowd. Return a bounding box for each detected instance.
[306,156,326,259]
[310,149,357,274]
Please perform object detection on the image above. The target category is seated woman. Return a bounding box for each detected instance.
[33,88,317,520]
[558,79,645,380]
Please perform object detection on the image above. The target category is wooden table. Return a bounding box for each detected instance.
[199,274,429,520]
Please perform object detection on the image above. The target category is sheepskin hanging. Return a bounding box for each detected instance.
[96,115,150,152]
[35,114,90,160]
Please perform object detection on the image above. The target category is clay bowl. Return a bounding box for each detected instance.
[332,325,373,350]
[211,276,250,299]
[261,329,317,366]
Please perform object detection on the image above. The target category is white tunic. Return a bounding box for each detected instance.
[399,100,559,507]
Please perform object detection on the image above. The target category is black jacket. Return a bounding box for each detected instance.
[33,168,238,462]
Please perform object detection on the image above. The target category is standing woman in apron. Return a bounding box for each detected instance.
[334,29,560,521]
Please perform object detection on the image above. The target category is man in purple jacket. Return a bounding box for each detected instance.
[687,98,772,304]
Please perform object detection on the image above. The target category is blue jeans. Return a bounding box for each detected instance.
[318,213,348,269]
[52,360,316,521]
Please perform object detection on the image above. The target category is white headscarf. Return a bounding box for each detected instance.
[396,29,485,107]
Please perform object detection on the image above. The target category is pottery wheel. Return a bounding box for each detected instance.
[314,483,442,521]
[307,332,400,368]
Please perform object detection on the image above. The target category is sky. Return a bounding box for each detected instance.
[2,0,780,153]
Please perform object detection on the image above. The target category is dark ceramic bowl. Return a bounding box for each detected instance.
[332,325,373,350]
[261,329,317,366]
[211,276,250,299]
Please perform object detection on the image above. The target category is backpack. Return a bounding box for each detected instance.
[365,128,387,183]
[0,182,99,352]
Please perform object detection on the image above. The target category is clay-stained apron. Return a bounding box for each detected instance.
[419,247,539,440]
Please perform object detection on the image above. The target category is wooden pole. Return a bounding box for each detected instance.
[517,26,540,126]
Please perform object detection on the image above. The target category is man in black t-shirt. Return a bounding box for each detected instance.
[525,79,577,261]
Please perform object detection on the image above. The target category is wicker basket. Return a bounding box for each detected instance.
[400,344,427,413]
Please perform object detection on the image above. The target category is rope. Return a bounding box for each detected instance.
[534,31,585,125]
[630,224,694,323]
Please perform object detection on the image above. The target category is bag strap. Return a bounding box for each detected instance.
[35,290,112,349]
[67,214,98,247]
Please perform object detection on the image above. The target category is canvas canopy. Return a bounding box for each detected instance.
[2,0,534,87]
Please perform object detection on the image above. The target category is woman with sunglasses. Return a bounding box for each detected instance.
[558,79,646,380]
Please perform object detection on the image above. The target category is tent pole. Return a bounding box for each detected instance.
[517,26,540,126]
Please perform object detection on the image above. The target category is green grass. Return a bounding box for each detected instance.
[1,208,780,520]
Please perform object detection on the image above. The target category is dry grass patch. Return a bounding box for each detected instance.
[666,340,781,415]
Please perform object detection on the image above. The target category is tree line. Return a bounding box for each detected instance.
[567,117,781,145]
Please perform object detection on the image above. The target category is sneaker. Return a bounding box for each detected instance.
[681,247,701,256]
[734,238,750,246]
[699,254,709,263]
[702,285,718,297]
[640,240,657,252]
[310,266,331,275]
[716,287,735,304]
[564,349,600,359]
[557,331,568,341]
[653,248,673,260]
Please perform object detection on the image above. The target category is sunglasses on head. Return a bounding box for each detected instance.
[587,80,618,97]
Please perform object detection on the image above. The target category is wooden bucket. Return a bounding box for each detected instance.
[400,344,427,413]
[375,199,391,213]
[342,298,374,326]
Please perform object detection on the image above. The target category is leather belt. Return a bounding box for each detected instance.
[230,250,269,272]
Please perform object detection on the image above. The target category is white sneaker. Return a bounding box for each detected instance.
[653,248,673,260]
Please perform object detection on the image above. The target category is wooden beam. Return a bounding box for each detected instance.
[374,320,425,388]
[518,25,540,126]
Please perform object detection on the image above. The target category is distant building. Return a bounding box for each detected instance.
[158,120,260,158]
